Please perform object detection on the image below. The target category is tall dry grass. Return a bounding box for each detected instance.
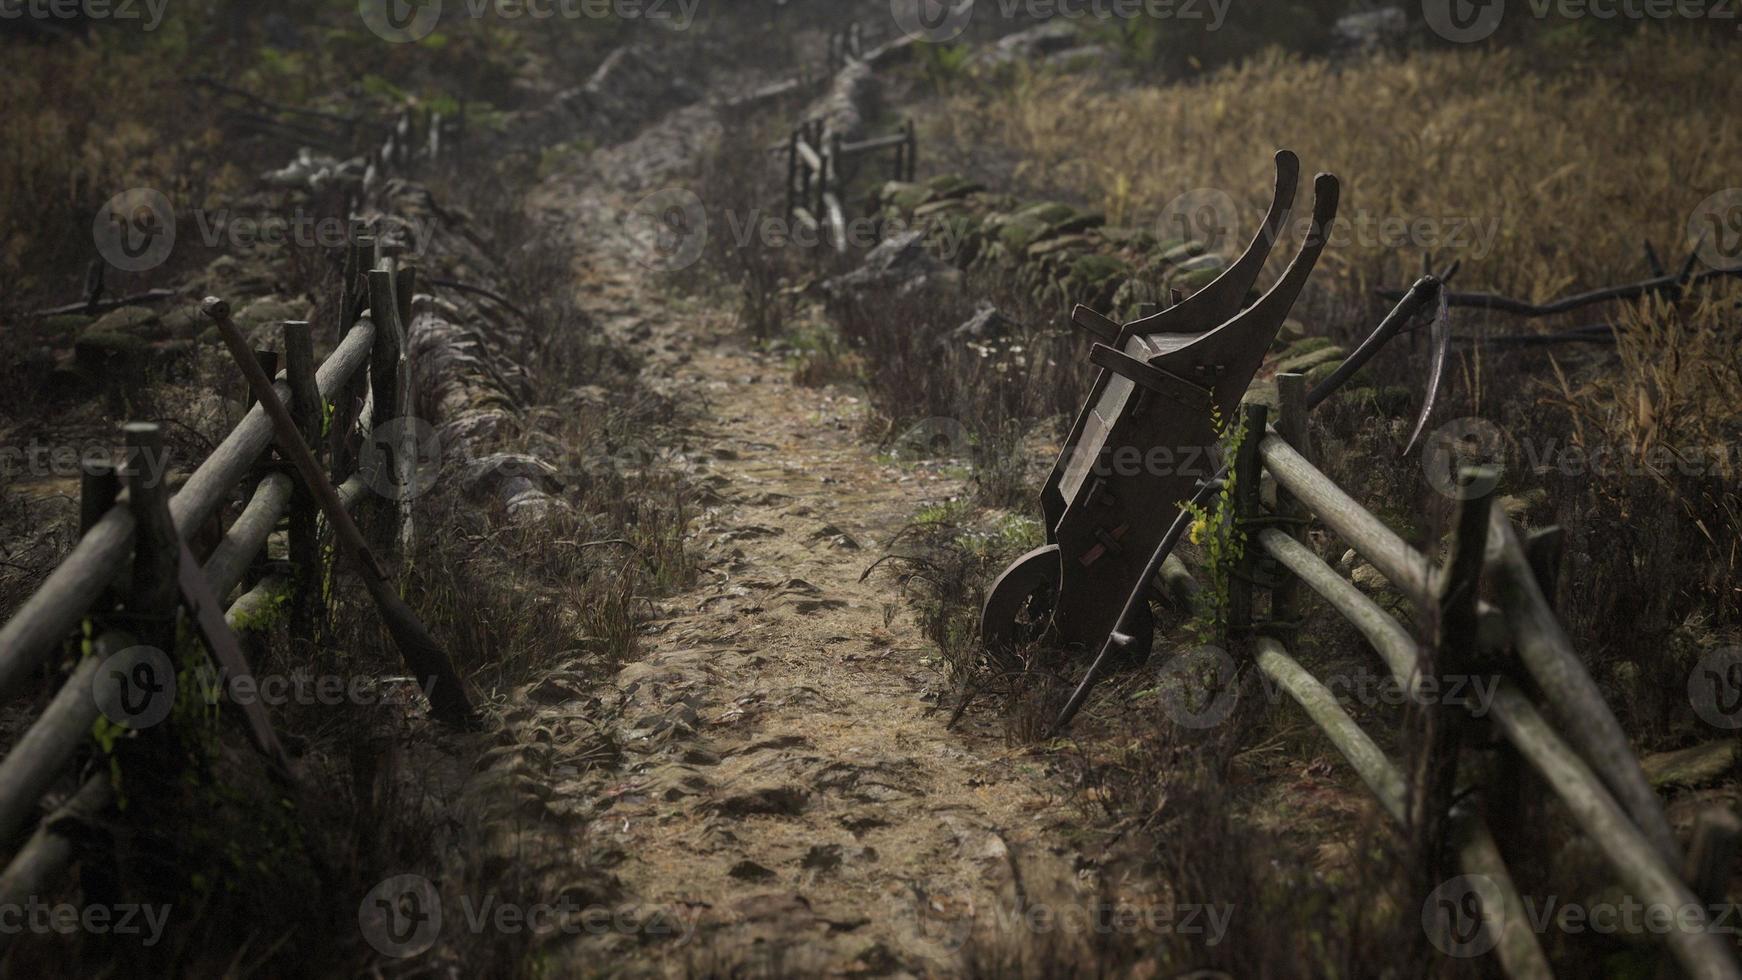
[934,33,1740,304]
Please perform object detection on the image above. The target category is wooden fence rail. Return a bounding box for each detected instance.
[1218,373,1741,979]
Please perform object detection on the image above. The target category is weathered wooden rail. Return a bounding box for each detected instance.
[785,117,917,253]
[1217,372,1741,979]
[0,235,456,946]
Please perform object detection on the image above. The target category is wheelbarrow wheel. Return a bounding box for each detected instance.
[980,545,1155,662]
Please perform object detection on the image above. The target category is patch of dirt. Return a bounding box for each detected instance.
[502,93,1099,976]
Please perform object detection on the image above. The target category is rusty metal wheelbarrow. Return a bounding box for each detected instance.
[981,150,1340,659]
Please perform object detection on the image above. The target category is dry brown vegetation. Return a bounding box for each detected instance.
[931,32,1739,303]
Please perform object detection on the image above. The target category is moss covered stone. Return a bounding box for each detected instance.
[1275,344,1346,375]
[85,305,163,339]
[925,174,985,199]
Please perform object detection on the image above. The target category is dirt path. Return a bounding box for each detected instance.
[516,103,1093,976]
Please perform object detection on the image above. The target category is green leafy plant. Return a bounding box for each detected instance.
[1180,407,1247,642]
[919,42,973,89]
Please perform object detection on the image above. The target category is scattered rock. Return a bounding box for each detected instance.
[1351,562,1390,592]
[710,786,810,818]
[801,844,843,873]
[945,303,1014,348]
[821,230,954,302]
[729,860,777,882]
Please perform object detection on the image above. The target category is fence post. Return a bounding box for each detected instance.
[1524,526,1565,604]
[339,222,365,343]
[1272,373,1311,632]
[1414,465,1497,876]
[80,458,122,614]
[1229,403,1267,640]
[1656,809,1742,980]
[123,423,177,654]
[391,266,419,552]
[797,126,812,228]
[366,268,408,550]
[242,350,279,592]
[904,119,917,182]
[79,458,120,536]
[813,122,828,229]
[283,321,324,661]
[367,269,403,435]
[331,228,369,480]
[786,127,800,222]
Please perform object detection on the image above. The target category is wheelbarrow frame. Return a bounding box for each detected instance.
[983,150,1342,658]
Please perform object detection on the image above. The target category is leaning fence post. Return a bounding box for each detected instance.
[1229,403,1267,640]
[283,321,324,660]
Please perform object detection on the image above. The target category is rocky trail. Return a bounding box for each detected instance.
[492,91,1103,977]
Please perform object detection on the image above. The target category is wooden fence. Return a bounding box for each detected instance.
[785,118,917,253]
[193,75,465,182]
[1220,372,1741,979]
[0,98,467,942]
